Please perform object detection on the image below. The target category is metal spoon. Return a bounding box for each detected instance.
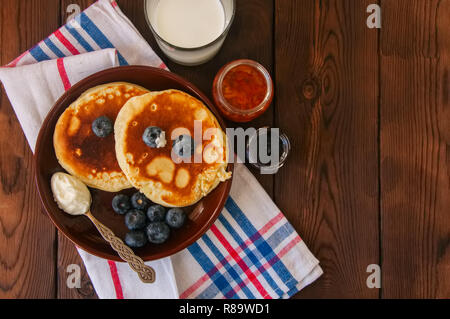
[51,173,155,283]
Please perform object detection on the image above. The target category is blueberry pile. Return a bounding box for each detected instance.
[112,192,186,248]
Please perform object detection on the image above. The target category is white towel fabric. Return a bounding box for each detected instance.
[0,49,119,151]
[0,0,322,299]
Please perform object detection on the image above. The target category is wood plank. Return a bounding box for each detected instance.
[380,0,450,298]
[275,0,380,298]
[0,0,60,299]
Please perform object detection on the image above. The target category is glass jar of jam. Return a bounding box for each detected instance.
[212,59,274,122]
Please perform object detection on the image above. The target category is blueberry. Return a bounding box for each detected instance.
[147,205,166,223]
[172,135,195,158]
[165,208,186,229]
[125,230,148,248]
[92,116,113,138]
[146,222,170,244]
[131,192,151,210]
[125,209,147,230]
[143,126,166,148]
[112,194,131,215]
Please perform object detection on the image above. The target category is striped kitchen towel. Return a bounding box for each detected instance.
[0,0,322,299]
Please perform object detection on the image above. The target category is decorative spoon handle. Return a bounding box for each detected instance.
[85,211,156,283]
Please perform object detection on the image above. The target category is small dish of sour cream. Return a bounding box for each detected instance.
[145,0,236,65]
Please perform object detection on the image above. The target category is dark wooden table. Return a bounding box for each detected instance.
[1,0,449,299]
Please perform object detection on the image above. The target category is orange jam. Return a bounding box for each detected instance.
[213,59,273,122]
[222,65,267,110]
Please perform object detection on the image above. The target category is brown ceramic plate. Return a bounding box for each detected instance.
[34,66,234,262]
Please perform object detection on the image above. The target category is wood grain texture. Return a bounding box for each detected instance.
[275,0,380,298]
[380,0,450,298]
[0,0,60,298]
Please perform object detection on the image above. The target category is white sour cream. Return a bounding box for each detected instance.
[51,173,91,216]
[153,0,225,48]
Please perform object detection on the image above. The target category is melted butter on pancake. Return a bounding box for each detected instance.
[146,156,175,184]
[175,168,190,189]
[54,82,149,192]
[194,109,207,121]
[68,117,81,136]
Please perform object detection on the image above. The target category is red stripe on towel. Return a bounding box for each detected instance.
[254,212,284,239]
[210,224,271,298]
[180,212,284,299]
[56,58,71,91]
[54,29,80,55]
[8,51,28,67]
[229,236,302,297]
[159,62,168,70]
[275,236,301,260]
[107,260,124,299]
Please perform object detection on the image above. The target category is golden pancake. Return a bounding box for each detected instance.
[54,82,149,192]
[115,90,232,207]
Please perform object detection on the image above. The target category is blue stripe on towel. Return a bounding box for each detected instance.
[225,197,298,288]
[29,45,51,62]
[218,214,284,298]
[79,12,128,65]
[65,25,94,52]
[187,242,238,299]
[201,234,255,299]
[43,38,65,58]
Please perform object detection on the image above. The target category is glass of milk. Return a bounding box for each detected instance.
[144,0,236,66]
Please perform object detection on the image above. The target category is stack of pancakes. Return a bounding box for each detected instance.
[54,82,231,207]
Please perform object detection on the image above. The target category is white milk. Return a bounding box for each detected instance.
[146,0,232,65]
[153,0,225,48]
